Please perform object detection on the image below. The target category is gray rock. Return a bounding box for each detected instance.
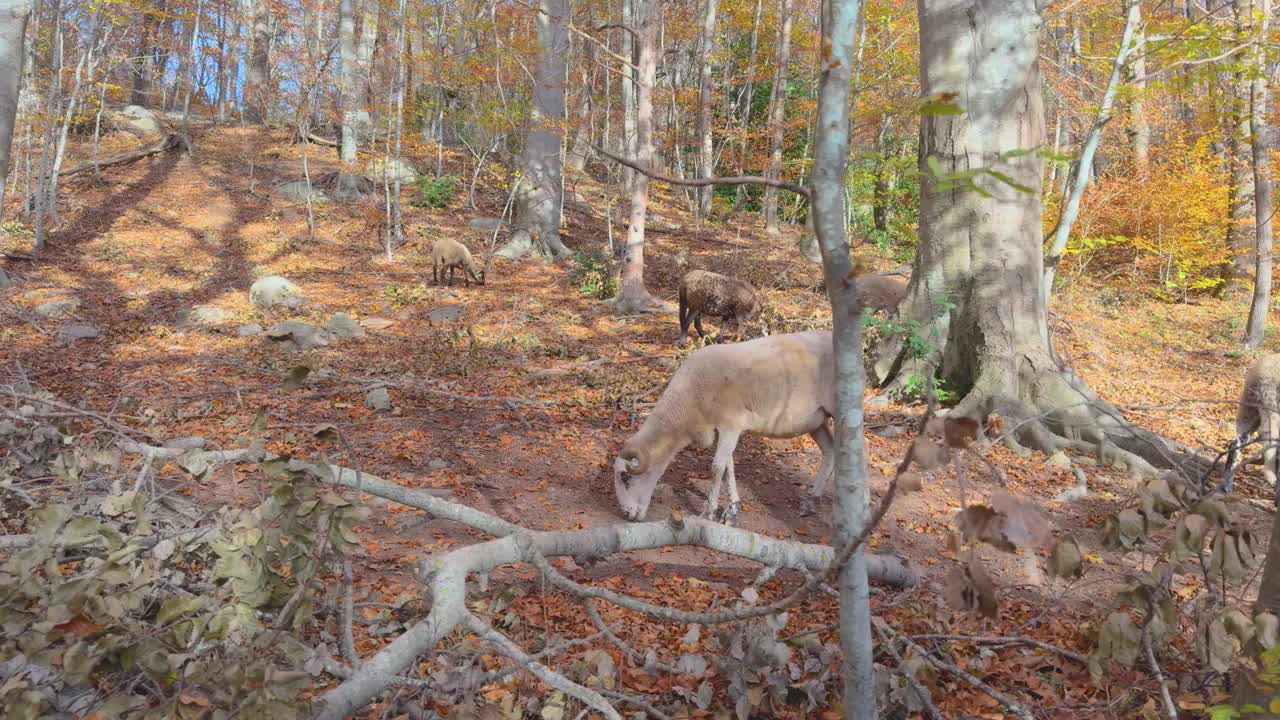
[35,298,80,318]
[871,424,907,438]
[59,324,101,341]
[249,276,303,309]
[163,436,208,451]
[864,395,891,410]
[359,317,395,331]
[273,180,329,204]
[0,268,11,289]
[1045,450,1072,471]
[365,157,419,183]
[366,387,392,411]
[468,217,505,232]
[118,105,160,135]
[177,304,231,328]
[428,458,448,471]
[264,322,333,352]
[237,323,263,337]
[427,305,464,323]
[326,312,365,338]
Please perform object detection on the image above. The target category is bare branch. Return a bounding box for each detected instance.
[907,633,1088,665]
[591,143,811,196]
[886,624,1034,720]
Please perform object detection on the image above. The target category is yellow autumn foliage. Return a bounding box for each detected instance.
[1056,135,1233,299]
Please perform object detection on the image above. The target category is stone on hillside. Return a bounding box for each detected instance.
[59,324,101,342]
[0,269,11,289]
[359,317,395,331]
[249,276,303,309]
[326,312,364,338]
[273,181,329,204]
[264,322,333,352]
[468,217,505,232]
[365,157,419,183]
[427,305,463,323]
[864,395,891,410]
[332,173,373,202]
[177,304,232,328]
[237,323,263,337]
[118,105,161,136]
[35,298,80,318]
[428,458,448,471]
[1045,450,1072,471]
[366,387,391,411]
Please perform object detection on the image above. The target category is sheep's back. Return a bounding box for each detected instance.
[662,331,833,438]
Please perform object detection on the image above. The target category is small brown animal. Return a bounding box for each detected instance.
[431,238,485,287]
[853,273,908,315]
[677,269,761,348]
[1223,354,1280,495]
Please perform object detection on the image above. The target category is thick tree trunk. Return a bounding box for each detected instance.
[762,0,793,235]
[242,0,272,123]
[338,0,358,161]
[1244,0,1272,349]
[0,0,31,196]
[811,1,874,715]
[1227,0,1257,290]
[696,0,718,218]
[356,2,377,120]
[871,120,891,234]
[877,0,1187,475]
[497,0,571,260]
[607,0,661,313]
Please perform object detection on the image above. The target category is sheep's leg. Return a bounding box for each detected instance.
[432,263,439,285]
[694,313,707,340]
[800,423,835,517]
[717,454,741,525]
[448,266,456,286]
[703,429,741,522]
[678,303,693,348]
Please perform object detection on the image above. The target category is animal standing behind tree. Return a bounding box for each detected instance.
[677,269,762,348]
[1222,353,1280,497]
[852,273,908,315]
[430,237,485,287]
[613,330,836,523]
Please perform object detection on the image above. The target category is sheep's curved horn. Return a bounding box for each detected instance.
[621,447,648,474]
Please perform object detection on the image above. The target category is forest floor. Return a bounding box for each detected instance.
[0,123,1274,718]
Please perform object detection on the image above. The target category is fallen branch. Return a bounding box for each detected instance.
[57,132,192,178]
[907,633,1088,665]
[888,626,1034,720]
[873,620,943,720]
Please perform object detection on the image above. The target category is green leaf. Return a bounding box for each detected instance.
[918,94,965,116]
[157,596,208,625]
[925,155,945,178]
[1207,705,1241,720]
[983,169,1034,194]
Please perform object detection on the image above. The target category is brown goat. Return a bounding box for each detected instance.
[677,270,761,348]
[1222,354,1280,496]
[431,238,486,287]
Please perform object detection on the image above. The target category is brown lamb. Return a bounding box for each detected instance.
[853,273,908,315]
[677,269,761,348]
[431,238,486,287]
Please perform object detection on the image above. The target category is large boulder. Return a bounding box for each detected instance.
[365,157,419,184]
[118,105,161,136]
[468,217,505,232]
[326,313,364,338]
[249,276,303,310]
[35,298,80,318]
[0,268,12,290]
[273,181,329,204]
[59,324,101,342]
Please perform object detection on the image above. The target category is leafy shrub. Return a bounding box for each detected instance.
[568,248,619,300]
[1061,134,1232,298]
[410,175,458,209]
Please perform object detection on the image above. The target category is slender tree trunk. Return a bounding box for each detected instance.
[621,0,637,195]
[608,0,661,313]
[1043,0,1140,325]
[181,0,204,130]
[871,120,891,234]
[32,0,64,251]
[356,1,377,124]
[763,0,793,235]
[386,0,408,259]
[1228,0,1259,290]
[810,0,874,714]
[696,0,718,218]
[567,40,596,174]
[0,0,32,201]
[875,0,1188,473]
[1244,0,1273,349]
[243,0,272,123]
[1127,8,1148,165]
[338,0,359,161]
[733,0,763,209]
[497,0,572,259]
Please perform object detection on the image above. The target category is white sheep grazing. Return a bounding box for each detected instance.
[431,238,486,287]
[613,330,836,523]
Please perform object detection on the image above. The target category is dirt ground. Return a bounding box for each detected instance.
[1,123,1274,717]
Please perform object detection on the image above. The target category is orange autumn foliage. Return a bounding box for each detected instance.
[1056,135,1233,298]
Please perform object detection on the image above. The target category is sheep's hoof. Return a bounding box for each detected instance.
[799,496,817,517]
[715,501,741,525]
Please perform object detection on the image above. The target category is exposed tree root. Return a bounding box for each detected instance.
[494,226,573,260]
[606,286,668,314]
[58,132,192,178]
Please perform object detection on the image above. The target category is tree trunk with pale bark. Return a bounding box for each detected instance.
[1244,0,1273,349]
[762,0,792,235]
[696,0,717,218]
[0,0,31,197]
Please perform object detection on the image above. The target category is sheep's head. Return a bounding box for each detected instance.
[468,260,486,286]
[613,445,660,521]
